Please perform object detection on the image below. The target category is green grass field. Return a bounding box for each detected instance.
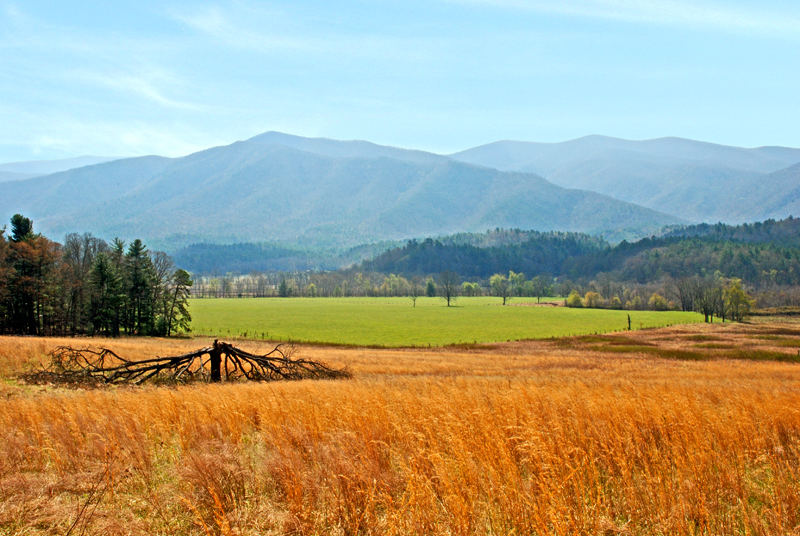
[189,297,703,347]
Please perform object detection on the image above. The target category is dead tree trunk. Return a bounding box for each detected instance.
[210,340,222,382]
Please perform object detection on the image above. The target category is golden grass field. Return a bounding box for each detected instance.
[1,319,800,535]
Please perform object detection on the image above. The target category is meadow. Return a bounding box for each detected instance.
[189,297,702,346]
[1,320,799,535]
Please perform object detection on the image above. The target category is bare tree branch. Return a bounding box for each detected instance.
[21,340,350,386]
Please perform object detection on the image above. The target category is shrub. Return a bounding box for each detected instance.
[565,290,583,308]
[584,291,603,308]
[626,296,644,310]
[648,293,670,311]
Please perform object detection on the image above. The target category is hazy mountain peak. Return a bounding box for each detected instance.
[568,134,626,143]
[452,135,800,223]
[0,132,678,250]
[243,130,444,164]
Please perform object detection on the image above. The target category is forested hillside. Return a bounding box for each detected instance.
[172,240,400,274]
[173,243,317,274]
[662,217,800,247]
[360,231,607,278]
[359,219,800,289]
[0,132,679,249]
[565,237,800,287]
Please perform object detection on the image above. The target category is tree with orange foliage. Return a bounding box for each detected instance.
[5,214,62,334]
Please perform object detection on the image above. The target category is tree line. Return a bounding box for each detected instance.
[190,264,758,320]
[360,232,800,290]
[563,275,753,322]
[0,214,192,336]
[181,219,798,319]
[360,233,606,278]
[191,270,566,301]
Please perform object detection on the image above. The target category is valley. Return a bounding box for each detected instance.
[1,319,798,534]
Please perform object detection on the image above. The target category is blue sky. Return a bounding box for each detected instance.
[1,0,799,161]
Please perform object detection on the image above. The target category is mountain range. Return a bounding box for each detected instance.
[451,136,800,222]
[2,132,799,259]
[0,132,679,250]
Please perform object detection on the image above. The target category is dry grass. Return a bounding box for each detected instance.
[1,320,799,535]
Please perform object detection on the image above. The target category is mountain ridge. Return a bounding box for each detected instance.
[451,136,800,222]
[1,132,679,250]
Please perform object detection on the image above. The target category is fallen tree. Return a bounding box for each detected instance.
[22,340,350,386]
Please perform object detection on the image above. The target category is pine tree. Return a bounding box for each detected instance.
[89,252,123,335]
[425,278,436,298]
[124,239,157,334]
[9,214,34,242]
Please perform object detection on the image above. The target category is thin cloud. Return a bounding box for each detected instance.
[170,3,456,63]
[1,4,203,112]
[171,5,322,52]
[449,0,800,37]
[75,71,203,111]
[1,2,22,21]
[27,120,214,159]
[0,103,217,159]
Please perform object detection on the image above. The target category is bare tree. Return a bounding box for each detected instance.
[673,276,701,312]
[150,251,175,330]
[409,279,421,307]
[438,271,459,307]
[695,277,723,323]
[530,275,552,304]
[23,340,350,385]
[62,233,108,334]
[165,269,193,336]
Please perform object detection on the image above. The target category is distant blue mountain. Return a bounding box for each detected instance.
[452,135,800,222]
[0,132,678,249]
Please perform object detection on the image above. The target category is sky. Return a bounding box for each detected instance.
[1,0,799,162]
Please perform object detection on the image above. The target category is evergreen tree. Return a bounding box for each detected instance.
[0,217,187,337]
[425,278,436,298]
[0,229,9,328]
[89,252,123,335]
[124,239,157,335]
[9,214,34,242]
